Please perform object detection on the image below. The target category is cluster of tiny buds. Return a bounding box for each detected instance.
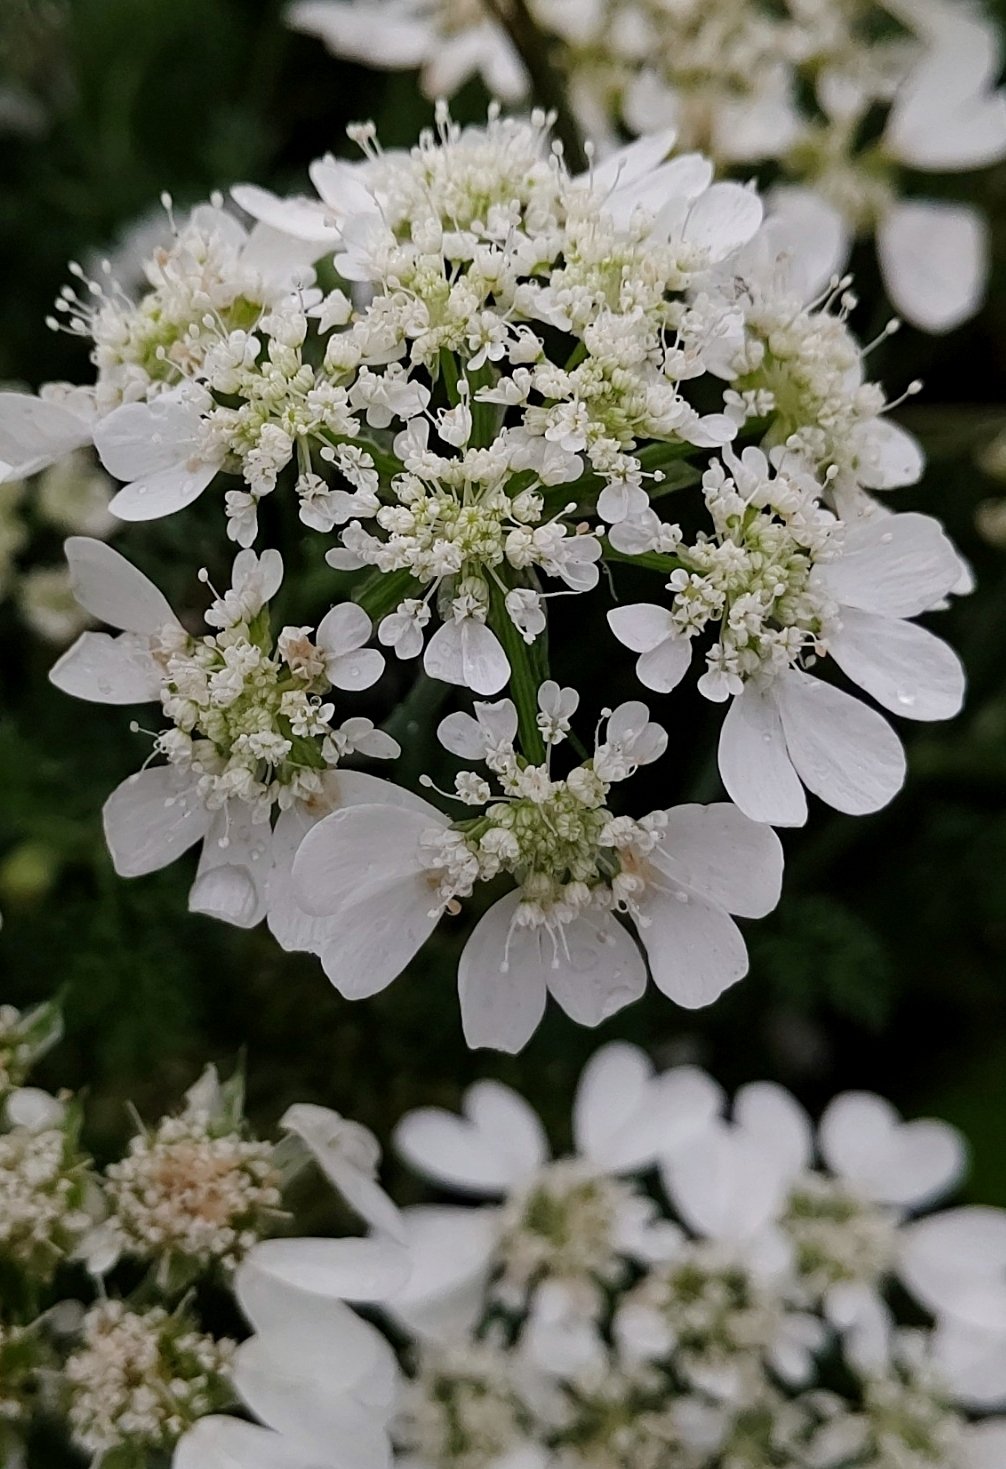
[104,1110,282,1271]
[65,1301,235,1455]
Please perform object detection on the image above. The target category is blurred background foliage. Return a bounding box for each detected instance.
[1,0,1006,1222]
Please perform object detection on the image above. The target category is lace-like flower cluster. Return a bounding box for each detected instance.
[420,688,668,930]
[65,1302,235,1458]
[102,1072,282,1277]
[292,684,783,1048]
[288,0,1006,333]
[0,1095,99,1283]
[183,1045,1006,1469]
[372,1048,1006,1469]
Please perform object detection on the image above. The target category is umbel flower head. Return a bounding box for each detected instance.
[287,0,1006,333]
[50,535,399,931]
[92,1064,283,1285]
[292,683,783,1050]
[21,105,969,1046]
[164,1043,1006,1469]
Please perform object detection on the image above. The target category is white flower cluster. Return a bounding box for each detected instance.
[383,1045,1006,1469]
[166,1044,1006,1469]
[293,683,783,1049]
[0,1089,100,1284]
[0,1017,407,1467]
[289,0,1006,332]
[100,1066,283,1279]
[0,111,968,1046]
[50,538,398,931]
[65,1301,235,1458]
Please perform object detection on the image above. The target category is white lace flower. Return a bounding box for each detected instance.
[290,689,783,1049]
[387,1043,719,1334]
[610,448,964,826]
[48,537,397,930]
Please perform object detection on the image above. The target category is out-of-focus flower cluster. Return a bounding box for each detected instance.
[290,0,1006,333]
[0,449,117,645]
[174,1041,1006,1469]
[0,998,396,1469]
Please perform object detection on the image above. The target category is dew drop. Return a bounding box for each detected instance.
[762,733,773,744]
[675,890,689,904]
[880,532,893,544]
[896,691,916,707]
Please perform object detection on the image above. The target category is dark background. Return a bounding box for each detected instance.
[0,0,1005,1214]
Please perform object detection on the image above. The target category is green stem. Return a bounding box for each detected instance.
[488,579,547,764]
[352,567,423,620]
[602,542,685,576]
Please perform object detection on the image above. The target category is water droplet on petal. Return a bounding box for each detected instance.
[896,691,916,707]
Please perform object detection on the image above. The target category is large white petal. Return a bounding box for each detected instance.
[267,772,434,953]
[292,800,445,916]
[290,3,432,68]
[878,201,986,334]
[572,1042,654,1165]
[236,1258,390,1375]
[465,1080,550,1174]
[965,1421,1006,1468]
[94,391,209,480]
[175,1417,330,1469]
[930,1316,1006,1411]
[829,609,965,722]
[682,183,763,262]
[814,511,961,618]
[0,392,91,481]
[635,878,749,1009]
[109,459,218,521]
[886,38,1006,171]
[854,417,924,491]
[317,601,372,657]
[231,182,340,244]
[394,1088,545,1196]
[387,1205,499,1342]
[545,909,648,1028]
[718,682,808,827]
[607,603,676,653]
[774,670,906,817]
[315,874,442,998]
[233,1337,392,1468]
[102,766,211,878]
[424,619,510,696]
[242,1236,411,1304]
[282,1102,404,1241]
[575,1046,722,1174]
[188,806,271,929]
[588,127,679,193]
[64,536,178,634]
[649,802,784,918]
[49,631,162,704]
[661,1120,790,1243]
[763,185,851,301]
[819,1091,966,1208]
[609,606,693,694]
[900,1207,1006,1318]
[734,1082,813,1182]
[457,891,548,1053]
